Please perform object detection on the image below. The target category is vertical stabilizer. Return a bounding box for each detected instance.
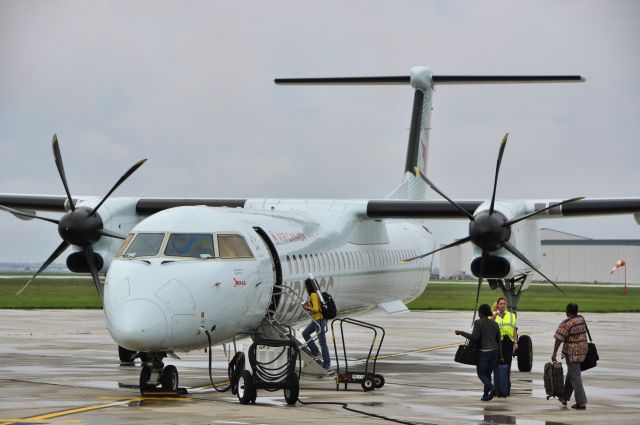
[387,66,433,200]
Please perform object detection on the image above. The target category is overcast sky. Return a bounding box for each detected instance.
[1,0,639,263]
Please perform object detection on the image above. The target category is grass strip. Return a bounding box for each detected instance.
[0,277,101,309]
[1,276,637,312]
[408,282,639,312]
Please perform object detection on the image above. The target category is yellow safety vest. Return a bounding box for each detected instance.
[495,311,517,342]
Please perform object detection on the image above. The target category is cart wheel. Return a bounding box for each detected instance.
[283,373,299,405]
[373,374,385,389]
[361,376,375,392]
[237,370,256,405]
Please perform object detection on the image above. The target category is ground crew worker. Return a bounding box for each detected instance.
[492,297,518,368]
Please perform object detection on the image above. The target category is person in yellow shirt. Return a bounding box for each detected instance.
[492,297,518,369]
[301,278,331,369]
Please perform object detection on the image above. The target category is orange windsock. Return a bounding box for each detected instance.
[610,259,626,274]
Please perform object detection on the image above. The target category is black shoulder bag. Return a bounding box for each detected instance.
[580,323,599,371]
[455,322,479,365]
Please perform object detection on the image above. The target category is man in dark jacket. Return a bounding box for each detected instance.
[455,303,502,401]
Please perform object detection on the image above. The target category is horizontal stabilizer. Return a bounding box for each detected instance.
[275,75,584,85]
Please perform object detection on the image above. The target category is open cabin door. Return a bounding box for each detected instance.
[253,227,283,317]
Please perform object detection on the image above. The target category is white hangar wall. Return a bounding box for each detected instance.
[439,229,639,284]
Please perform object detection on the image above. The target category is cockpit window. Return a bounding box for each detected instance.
[165,233,214,258]
[217,234,253,258]
[123,233,164,258]
[116,234,134,258]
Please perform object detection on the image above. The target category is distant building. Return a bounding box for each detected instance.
[439,228,639,284]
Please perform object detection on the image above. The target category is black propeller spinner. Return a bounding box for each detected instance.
[0,135,146,296]
[403,133,584,311]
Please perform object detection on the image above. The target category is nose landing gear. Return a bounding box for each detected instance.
[138,353,186,395]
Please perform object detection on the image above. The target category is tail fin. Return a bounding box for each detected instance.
[387,66,433,200]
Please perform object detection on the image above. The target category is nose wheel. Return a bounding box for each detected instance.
[138,355,184,395]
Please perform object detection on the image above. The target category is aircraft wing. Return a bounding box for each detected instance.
[365,198,640,219]
[3,194,639,219]
[0,194,247,215]
[0,194,70,212]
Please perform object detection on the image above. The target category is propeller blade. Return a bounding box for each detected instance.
[504,197,585,226]
[489,133,508,215]
[52,135,75,211]
[471,251,488,324]
[0,205,60,225]
[401,236,472,262]
[91,159,147,215]
[97,228,127,240]
[16,241,70,295]
[83,245,102,297]
[414,167,475,221]
[502,241,566,295]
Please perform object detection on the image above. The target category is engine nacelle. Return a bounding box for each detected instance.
[67,251,105,273]
[469,200,542,279]
[64,197,143,273]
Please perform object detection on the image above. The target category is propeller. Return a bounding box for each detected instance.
[1,135,146,296]
[406,133,582,297]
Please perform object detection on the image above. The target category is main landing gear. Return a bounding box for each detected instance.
[118,345,150,364]
[138,352,185,395]
[488,274,533,373]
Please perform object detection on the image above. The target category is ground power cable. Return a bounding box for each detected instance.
[202,327,234,393]
[296,397,435,425]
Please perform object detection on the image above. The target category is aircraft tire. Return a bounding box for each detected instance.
[139,365,152,395]
[237,370,256,405]
[284,373,299,405]
[161,365,179,392]
[118,345,135,363]
[517,335,533,372]
[361,375,375,392]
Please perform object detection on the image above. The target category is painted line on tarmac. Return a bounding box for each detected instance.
[352,330,548,362]
[0,396,191,425]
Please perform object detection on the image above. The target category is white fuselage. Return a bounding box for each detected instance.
[104,200,433,352]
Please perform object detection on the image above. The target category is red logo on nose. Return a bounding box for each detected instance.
[233,277,247,287]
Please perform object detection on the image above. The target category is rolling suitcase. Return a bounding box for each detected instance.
[493,363,510,397]
[544,361,564,400]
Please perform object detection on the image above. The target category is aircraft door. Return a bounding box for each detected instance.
[253,227,283,315]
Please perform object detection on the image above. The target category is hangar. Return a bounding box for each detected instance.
[440,228,639,284]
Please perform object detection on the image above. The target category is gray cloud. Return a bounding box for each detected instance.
[1,0,639,262]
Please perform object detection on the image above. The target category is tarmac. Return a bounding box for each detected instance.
[0,309,639,425]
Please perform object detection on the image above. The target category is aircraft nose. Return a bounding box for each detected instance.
[109,299,168,351]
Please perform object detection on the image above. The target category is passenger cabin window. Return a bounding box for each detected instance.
[217,234,254,258]
[165,233,214,258]
[124,233,164,258]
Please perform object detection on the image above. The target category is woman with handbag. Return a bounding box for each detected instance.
[455,303,502,401]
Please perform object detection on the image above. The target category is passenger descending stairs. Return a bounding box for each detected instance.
[261,287,333,378]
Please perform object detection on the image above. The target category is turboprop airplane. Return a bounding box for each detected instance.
[1,66,639,394]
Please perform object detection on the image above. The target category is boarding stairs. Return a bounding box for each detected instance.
[262,286,332,377]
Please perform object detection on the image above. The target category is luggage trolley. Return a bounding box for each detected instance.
[232,327,302,405]
[331,317,385,392]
